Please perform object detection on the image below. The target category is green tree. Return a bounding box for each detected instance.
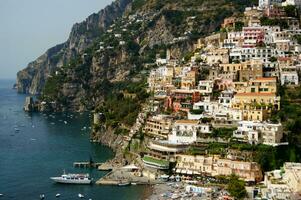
[227,174,247,200]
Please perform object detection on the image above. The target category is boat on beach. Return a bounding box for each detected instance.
[50,171,92,184]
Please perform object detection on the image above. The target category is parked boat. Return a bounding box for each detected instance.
[50,171,92,184]
[118,181,130,186]
[55,193,60,198]
[78,193,84,198]
[40,194,45,199]
[175,175,181,182]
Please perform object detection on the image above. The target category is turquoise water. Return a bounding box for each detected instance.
[0,80,145,200]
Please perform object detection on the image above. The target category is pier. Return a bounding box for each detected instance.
[73,162,103,168]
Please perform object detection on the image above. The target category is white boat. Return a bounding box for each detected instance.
[118,181,130,186]
[40,194,45,199]
[56,193,60,197]
[78,193,84,198]
[50,172,92,184]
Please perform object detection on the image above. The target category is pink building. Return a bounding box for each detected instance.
[243,27,265,48]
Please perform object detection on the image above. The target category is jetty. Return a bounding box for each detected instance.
[96,165,161,186]
[73,162,103,168]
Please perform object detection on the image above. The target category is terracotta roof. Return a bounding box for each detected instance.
[254,77,277,81]
[175,120,199,124]
[235,92,276,96]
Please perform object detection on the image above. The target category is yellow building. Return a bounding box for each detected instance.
[219,60,263,82]
[181,70,197,89]
[235,77,277,94]
[175,154,262,182]
[242,109,269,121]
[232,92,280,111]
[143,115,173,139]
[220,63,243,73]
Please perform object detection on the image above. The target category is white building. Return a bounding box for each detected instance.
[233,121,283,145]
[218,90,234,108]
[262,162,301,199]
[156,58,167,66]
[223,31,244,49]
[280,66,299,85]
[198,80,214,95]
[169,120,211,144]
[259,0,271,9]
[191,97,242,122]
[282,0,301,9]
[230,47,285,63]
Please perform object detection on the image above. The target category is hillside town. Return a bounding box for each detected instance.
[97,0,301,199]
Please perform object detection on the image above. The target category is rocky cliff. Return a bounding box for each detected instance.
[17,0,255,106]
[17,0,132,94]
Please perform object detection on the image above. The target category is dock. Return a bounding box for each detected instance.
[73,162,103,168]
[95,167,161,186]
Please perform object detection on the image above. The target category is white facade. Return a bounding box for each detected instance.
[282,0,301,9]
[169,120,211,144]
[156,58,167,66]
[223,31,244,49]
[280,71,299,85]
[259,0,270,9]
[198,80,214,95]
[262,163,301,199]
[218,90,234,108]
[192,99,242,122]
[233,121,283,145]
[230,47,285,62]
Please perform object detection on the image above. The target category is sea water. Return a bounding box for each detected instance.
[0,79,145,200]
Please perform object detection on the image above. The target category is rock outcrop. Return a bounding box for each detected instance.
[24,96,36,112]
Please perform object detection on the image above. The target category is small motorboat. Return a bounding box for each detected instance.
[118,181,130,186]
[56,193,60,198]
[40,194,45,199]
[78,193,84,198]
[0,194,4,197]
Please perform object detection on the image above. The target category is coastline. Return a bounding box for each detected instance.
[141,185,154,200]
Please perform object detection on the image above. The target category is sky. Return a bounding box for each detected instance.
[0,0,113,79]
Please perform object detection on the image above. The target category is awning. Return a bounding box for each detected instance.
[187,170,193,175]
[193,171,201,175]
[181,170,187,174]
[176,169,181,173]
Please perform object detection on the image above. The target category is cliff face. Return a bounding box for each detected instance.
[17,0,254,104]
[17,0,132,94]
